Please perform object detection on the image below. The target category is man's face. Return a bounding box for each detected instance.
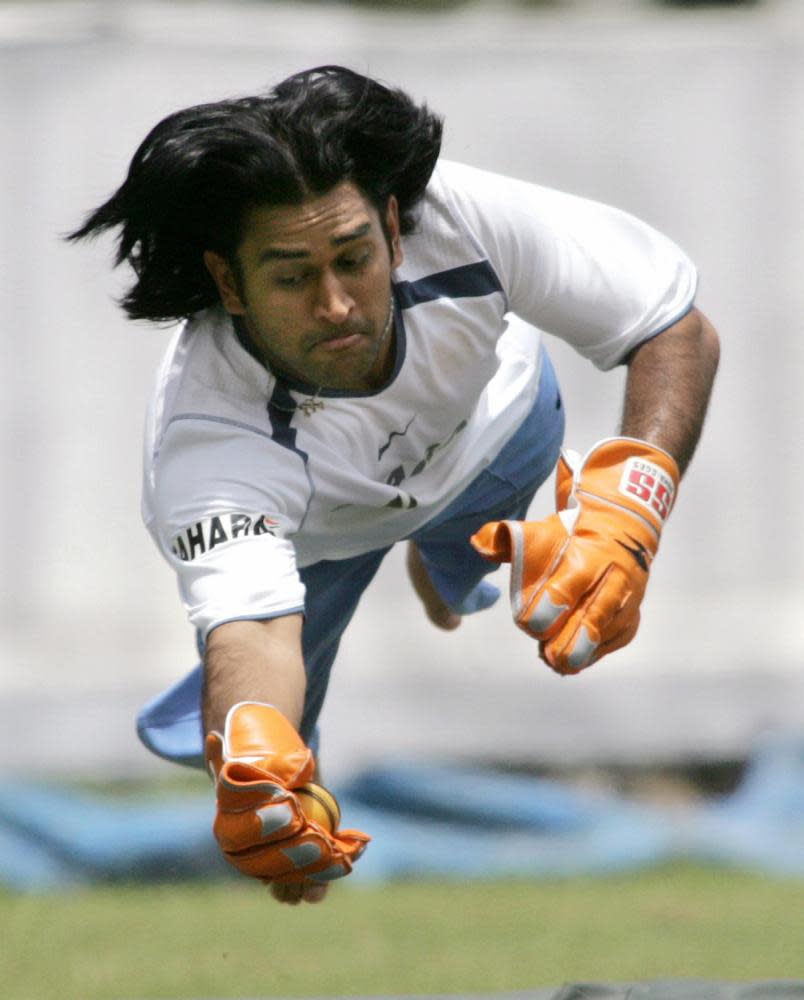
[204,182,403,392]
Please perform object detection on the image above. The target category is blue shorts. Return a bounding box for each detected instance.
[136,350,564,768]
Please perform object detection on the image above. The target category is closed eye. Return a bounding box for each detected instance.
[337,248,373,272]
[271,246,373,288]
[273,271,311,288]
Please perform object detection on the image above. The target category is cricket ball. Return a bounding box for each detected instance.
[296,782,340,832]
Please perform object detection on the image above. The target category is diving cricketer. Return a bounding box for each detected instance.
[70,66,719,904]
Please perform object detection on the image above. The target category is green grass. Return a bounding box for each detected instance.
[2,865,802,1000]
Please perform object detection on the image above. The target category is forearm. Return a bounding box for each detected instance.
[202,613,306,735]
[621,306,720,476]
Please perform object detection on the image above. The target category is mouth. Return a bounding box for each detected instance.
[314,332,364,353]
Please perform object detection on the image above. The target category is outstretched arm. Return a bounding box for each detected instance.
[201,614,370,904]
[621,306,720,474]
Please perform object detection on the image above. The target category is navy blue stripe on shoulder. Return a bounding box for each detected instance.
[267,381,307,460]
[393,260,504,310]
[266,381,316,531]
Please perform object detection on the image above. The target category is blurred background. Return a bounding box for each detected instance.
[1,0,802,786]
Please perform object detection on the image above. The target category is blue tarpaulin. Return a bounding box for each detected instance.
[1,736,802,891]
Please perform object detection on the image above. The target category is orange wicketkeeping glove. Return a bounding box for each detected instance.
[205,702,370,884]
[471,437,679,675]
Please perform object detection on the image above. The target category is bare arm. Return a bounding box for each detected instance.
[621,306,720,475]
[202,614,306,735]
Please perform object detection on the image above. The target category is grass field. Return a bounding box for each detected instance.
[2,864,803,1000]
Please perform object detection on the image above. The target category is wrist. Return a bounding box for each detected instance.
[577,437,679,534]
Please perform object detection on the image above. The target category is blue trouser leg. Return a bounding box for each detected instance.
[297,548,390,746]
[410,351,564,614]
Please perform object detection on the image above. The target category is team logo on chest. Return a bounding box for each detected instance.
[171,513,280,562]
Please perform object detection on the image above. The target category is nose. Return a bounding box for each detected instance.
[313,270,354,325]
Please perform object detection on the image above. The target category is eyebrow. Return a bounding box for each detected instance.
[258,222,372,263]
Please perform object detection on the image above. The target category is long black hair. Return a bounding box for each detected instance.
[68,66,443,321]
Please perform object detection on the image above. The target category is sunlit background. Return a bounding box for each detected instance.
[1,0,802,783]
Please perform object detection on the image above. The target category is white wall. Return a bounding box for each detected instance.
[2,0,802,776]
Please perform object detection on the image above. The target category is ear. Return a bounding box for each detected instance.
[385,196,403,269]
[203,250,246,315]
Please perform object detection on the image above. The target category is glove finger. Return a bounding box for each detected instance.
[470,520,513,563]
[293,824,371,862]
[231,826,369,883]
[507,516,572,633]
[223,827,332,880]
[212,755,303,857]
[540,605,640,677]
[288,827,371,883]
[472,518,566,571]
[330,828,371,859]
[205,731,224,781]
[214,788,302,852]
[273,840,367,886]
[554,450,577,511]
[215,763,291,811]
[570,565,644,668]
[279,837,369,885]
[541,565,633,674]
[517,532,598,640]
[593,607,641,662]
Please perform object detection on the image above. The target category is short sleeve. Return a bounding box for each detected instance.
[439,161,698,370]
[144,417,307,639]
[175,532,305,639]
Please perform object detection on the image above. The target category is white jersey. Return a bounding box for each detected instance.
[143,160,697,638]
